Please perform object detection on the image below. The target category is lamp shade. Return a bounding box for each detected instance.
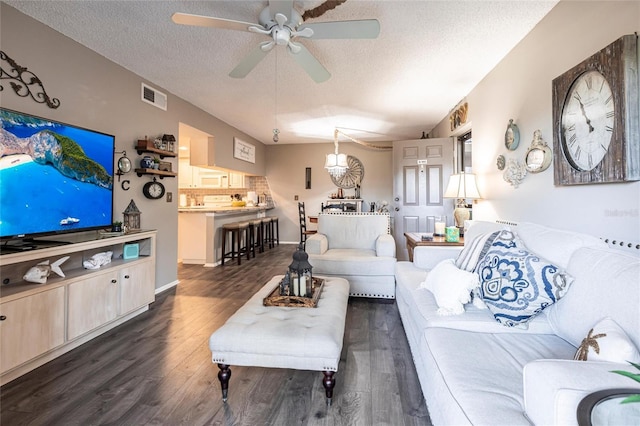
[325,153,348,178]
[444,173,481,199]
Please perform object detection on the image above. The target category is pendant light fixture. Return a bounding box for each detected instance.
[325,129,349,178]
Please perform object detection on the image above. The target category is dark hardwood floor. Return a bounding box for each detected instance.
[1,245,431,425]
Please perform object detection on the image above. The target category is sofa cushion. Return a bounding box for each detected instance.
[395,261,555,334]
[424,327,575,425]
[477,229,574,327]
[516,221,607,269]
[308,249,396,276]
[419,259,478,315]
[317,213,389,250]
[547,246,640,350]
[574,317,640,363]
[455,230,500,272]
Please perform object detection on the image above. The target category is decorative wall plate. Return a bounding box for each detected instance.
[331,155,364,189]
[505,119,520,150]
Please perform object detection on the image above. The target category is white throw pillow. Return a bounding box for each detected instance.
[420,259,479,315]
[574,317,640,363]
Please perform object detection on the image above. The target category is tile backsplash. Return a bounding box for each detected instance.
[179,176,274,206]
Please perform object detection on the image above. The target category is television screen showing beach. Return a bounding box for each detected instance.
[0,109,114,239]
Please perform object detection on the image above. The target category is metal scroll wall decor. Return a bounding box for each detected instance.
[0,51,61,109]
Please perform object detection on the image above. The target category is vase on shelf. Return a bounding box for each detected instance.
[140,156,154,169]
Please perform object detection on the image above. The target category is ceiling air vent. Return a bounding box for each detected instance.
[141,83,167,111]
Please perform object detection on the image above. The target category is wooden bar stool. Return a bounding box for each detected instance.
[221,221,250,265]
[249,218,264,256]
[261,217,274,249]
[267,216,280,246]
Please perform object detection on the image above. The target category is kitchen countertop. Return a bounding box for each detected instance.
[178,205,272,214]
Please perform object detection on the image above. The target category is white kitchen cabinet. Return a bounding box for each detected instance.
[179,158,197,188]
[228,172,245,188]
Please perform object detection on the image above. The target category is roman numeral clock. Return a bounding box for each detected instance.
[552,34,640,185]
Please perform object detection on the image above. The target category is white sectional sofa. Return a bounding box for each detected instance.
[305,212,396,298]
[395,220,640,425]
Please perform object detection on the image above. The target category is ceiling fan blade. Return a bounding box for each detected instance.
[268,0,294,22]
[172,12,257,32]
[288,43,331,83]
[229,44,270,79]
[298,19,380,39]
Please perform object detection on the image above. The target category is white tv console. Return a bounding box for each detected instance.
[0,230,157,385]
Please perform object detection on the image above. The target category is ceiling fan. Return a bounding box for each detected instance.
[172,0,380,83]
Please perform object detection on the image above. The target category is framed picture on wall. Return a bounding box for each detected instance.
[233,137,255,163]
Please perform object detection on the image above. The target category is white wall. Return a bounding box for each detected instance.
[431,1,640,246]
[266,142,393,243]
[1,4,265,289]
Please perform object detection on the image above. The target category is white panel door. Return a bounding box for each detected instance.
[393,138,455,260]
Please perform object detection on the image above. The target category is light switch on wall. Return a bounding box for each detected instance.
[167,192,172,202]
[294,195,299,200]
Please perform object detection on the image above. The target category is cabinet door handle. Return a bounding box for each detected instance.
[111,279,117,284]
[0,315,6,321]
[124,275,130,279]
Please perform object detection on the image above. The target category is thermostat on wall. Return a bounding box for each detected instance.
[123,243,139,260]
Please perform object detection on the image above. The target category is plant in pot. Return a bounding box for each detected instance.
[153,157,160,170]
[611,361,640,403]
[111,221,123,233]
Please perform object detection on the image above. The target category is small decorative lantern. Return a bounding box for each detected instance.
[123,199,141,231]
[162,134,176,153]
[288,243,313,297]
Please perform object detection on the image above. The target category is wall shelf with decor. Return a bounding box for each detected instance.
[134,168,177,178]
[135,139,176,159]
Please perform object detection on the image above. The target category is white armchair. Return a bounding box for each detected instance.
[305,213,396,298]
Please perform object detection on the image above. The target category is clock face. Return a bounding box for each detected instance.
[143,180,165,199]
[560,70,615,171]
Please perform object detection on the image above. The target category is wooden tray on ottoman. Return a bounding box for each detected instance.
[263,277,325,308]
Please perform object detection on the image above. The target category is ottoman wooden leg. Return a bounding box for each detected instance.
[322,371,336,406]
[217,363,231,402]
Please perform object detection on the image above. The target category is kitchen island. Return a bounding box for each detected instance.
[178,206,271,266]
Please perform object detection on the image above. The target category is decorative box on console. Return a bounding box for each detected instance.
[445,226,460,243]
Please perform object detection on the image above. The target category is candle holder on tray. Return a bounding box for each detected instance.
[263,244,324,308]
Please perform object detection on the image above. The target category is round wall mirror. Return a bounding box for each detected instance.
[117,155,132,174]
[524,130,551,173]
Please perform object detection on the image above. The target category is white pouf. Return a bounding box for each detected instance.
[209,275,350,405]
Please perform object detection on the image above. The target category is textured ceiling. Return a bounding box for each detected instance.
[4,0,558,145]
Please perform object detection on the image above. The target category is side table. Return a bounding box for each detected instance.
[404,232,464,262]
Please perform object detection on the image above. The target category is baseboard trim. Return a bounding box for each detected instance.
[155,279,179,294]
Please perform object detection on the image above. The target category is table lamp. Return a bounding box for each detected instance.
[444,173,481,234]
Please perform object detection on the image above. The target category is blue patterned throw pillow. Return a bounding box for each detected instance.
[476,229,574,327]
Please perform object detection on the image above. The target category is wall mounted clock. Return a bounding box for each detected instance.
[552,34,640,185]
[143,178,165,200]
[331,155,365,189]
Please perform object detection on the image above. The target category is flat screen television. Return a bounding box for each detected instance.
[0,108,114,250]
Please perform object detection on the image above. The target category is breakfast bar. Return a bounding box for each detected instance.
[178,205,271,266]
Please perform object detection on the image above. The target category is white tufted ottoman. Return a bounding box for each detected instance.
[209,275,349,405]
